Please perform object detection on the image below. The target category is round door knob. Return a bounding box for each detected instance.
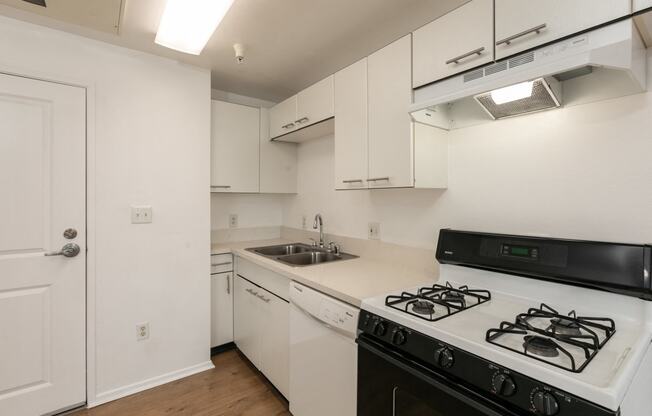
[392,330,407,346]
[492,373,517,397]
[532,390,559,416]
[373,321,387,337]
[434,347,454,368]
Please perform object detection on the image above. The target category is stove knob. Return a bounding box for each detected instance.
[492,373,516,397]
[392,330,407,346]
[532,390,559,416]
[434,347,454,368]
[373,321,387,337]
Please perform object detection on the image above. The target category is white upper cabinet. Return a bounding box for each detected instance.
[211,100,260,193]
[269,95,298,139]
[368,34,414,189]
[413,0,494,88]
[296,75,334,129]
[635,0,652,12]
[334,58,368,190]
[269,76,334,140]
[495,0,631,59]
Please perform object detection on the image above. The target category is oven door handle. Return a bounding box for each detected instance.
[358,336,520,416]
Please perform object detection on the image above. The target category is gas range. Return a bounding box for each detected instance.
[358,230,652,416]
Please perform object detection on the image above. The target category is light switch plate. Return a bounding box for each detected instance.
[131,205,152,224]
[368,222,381,240]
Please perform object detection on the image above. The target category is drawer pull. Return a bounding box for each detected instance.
[496,23,547,46]
[367,177,390,182]
[211,185,231,189]
[211,261,232,267]
[282,123,295,129]
[295,117,309,124]
[342,179,364,184]
[445,47,485,65]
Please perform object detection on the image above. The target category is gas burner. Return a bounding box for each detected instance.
[411,300,435,315]
[385,282,491,322]
[549,317,582,337]
[486,303,616,373]
[523,335,560,358]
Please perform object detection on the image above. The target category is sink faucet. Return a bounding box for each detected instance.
[313,213,324,247]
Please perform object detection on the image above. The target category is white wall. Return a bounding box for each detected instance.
[284,52,652,249]
[211,193,286,229]
[0,15,212,405]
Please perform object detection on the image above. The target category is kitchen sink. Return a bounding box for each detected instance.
[250,243,316,257]
[246,243,357,267]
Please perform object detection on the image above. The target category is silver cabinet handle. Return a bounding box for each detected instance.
[226,274,231,295]
[211,261,232,267]
[45,243,80,258]
[256,293,270,303]
[445,47,485,65]
[367,177,390,182]
[245,288,258,296]
[211,185,231,189]
[496,23,547,46]
[282,123,295,129]
[342,179,364,184]
[295,117,309,124]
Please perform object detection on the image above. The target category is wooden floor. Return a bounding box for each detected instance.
[72,349,291,416]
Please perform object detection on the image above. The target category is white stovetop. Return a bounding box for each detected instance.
[362,265,652,411]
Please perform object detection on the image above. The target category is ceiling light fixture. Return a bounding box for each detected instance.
[155,0,235,55]
[490,80,535,105]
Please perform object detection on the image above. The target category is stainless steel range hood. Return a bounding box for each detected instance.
[411,19,647,130]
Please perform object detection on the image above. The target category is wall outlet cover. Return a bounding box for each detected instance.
[131,205,152,224]
[368,222,381,240]
[136,322,149,341]
[229,214,238,228]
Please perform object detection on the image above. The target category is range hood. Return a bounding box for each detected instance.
[411,19,647,130]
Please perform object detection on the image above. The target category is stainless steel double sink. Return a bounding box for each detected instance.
[246,243,357,267]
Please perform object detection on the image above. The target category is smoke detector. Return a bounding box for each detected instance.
[233,43,245,64]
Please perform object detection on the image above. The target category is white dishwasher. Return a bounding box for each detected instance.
[289,282,359,416]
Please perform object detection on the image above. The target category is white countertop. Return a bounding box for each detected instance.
[212,239,435,307]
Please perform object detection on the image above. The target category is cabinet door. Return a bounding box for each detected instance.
[296,75,334,129]
[234,276,261,368]
[211,272,234,348]
[269,95,298,139]
[367,35,414,189]
[260,293,290,398]
[259,108,298,193]
[211,100,260,193]
[495,0,631,59]
[334,59,368,190]
[413,0,494,88]
[635,0,652,12]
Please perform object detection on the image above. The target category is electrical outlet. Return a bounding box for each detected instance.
[136,322,149,341]
[229,214,238,228]
[368,222,381,240]
[131,205,152,224]
[302,215,307,229]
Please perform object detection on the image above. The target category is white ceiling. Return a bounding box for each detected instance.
[0,0,467,101]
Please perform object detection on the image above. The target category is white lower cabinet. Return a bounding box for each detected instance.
[211,272,234,348]
[233,258,289,398]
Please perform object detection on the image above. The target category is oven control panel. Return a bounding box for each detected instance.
[358,310,618,416]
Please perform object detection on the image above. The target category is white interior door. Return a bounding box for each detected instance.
[0,73,86,415]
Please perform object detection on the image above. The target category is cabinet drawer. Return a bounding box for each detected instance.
[413,0,494,87]
[495,0,631,60]
[211,253,233,274]
[235,256,289,301]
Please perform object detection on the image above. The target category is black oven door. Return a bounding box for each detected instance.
[358,336,524,416]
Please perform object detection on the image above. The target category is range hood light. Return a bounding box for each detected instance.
[155,0,235,55]
[490,81,534,105]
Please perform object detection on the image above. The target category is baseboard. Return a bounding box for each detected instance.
[88,360,215,408]
[211,342,236,356]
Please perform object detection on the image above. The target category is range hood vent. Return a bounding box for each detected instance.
[411,19,647,130]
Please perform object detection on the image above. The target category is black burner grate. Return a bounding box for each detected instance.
[486,303,616,373]
[385,282,491,322]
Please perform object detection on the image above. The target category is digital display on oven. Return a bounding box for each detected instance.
[501,244,539,259]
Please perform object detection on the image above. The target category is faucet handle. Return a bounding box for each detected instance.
[328,241,340,254]
[309,238,318,247]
